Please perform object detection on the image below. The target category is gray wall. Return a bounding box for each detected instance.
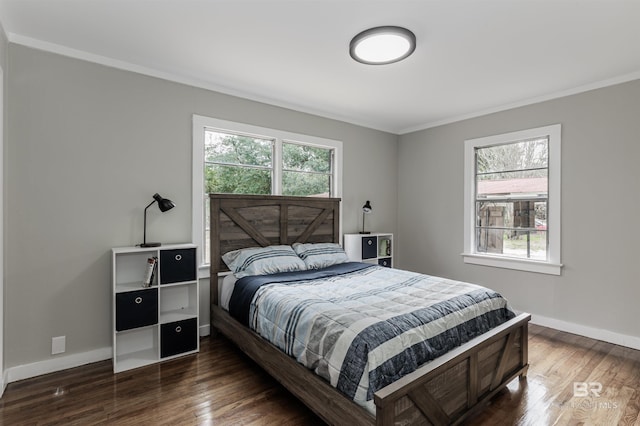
[5,44,398,368]
[398,80,640,339]
[8,39,638,371]
[0,25,6,70]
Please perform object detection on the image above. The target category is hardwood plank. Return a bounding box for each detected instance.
[467,328,640,426]
[1,326,639,425]
[0,337,323,426]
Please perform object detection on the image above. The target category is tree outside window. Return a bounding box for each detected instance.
[194,116,342,268]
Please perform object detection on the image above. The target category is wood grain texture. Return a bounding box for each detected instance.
[210,194,341,274]
[1,325,638,425]
[0,337,323,426]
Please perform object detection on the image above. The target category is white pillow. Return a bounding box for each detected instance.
[222,245,306,278]
[293,242,349,269]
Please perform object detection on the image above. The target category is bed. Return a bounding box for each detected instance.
[209,193,530,426]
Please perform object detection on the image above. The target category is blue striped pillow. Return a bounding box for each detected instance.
[293,243,349,269]
[222,245,306,278]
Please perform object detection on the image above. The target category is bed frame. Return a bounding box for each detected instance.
[209,193,530,426]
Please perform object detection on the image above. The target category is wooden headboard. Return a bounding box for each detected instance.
[209,193,341,305]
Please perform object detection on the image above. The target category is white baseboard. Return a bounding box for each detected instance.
[0,369,8,397]
[530,314,640,351]
[199,323,211,337]
[6,323,212,384]
[7,347,112,384]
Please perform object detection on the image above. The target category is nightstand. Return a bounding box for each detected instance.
[343,233,393,267]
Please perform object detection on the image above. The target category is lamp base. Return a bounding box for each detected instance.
[359,231,371,234]
[140,242,162,247]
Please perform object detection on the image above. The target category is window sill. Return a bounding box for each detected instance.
[461,253,562,275]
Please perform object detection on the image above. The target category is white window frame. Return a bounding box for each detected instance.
[462,124,562,275]
[192,115,343,276]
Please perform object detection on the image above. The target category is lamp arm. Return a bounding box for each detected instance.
[143,200,157,246]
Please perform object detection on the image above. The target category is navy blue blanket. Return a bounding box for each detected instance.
[228,262,374,327]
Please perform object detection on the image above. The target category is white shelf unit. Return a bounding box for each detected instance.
[112,244,199,373]
[344,233,393,267]
[160,283,198,323]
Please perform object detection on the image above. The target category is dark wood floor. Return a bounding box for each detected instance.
[1,324,639,425]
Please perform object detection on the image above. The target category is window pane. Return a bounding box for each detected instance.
[205,164,271,195]
[476,200,547,229]
[476,200,548,261]
[282,171,330,197]
[283,142,331,173]
[476,227,505,254]
[476,228,547,260]
[205,131,273,167]
[476,138,548,174]
[477,172,547,199]
[503,230,547,260]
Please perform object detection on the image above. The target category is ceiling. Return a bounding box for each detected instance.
[0,0,639,134]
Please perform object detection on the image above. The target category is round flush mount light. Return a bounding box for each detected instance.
[349,26,416,65]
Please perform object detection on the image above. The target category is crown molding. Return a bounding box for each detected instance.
[398,70,640,135]
[7,32,640,137]
[6,33,394,134]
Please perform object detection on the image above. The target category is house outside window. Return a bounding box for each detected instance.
[463,124,562,275]
[193,115,342,272]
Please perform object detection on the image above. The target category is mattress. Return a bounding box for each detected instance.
[219,273,237,311]
[226,262,515,414]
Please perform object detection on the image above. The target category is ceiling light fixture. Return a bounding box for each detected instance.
[349,26,416,65]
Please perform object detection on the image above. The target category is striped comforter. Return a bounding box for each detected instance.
[230,263,515,414]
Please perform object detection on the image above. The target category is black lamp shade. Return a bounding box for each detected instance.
[154,193,175,212]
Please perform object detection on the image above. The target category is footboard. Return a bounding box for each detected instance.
[374,313,530,426]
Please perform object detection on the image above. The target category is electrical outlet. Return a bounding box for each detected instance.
[52,336,65,355]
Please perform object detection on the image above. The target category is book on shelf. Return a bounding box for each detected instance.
[142,257,158,287]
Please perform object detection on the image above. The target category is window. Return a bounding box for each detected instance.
[193,115,342,270]
[282,142,333,197]
[205,131,274,195]
[463,124,562,275]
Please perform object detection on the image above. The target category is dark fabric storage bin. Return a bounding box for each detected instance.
[160,248,196,284]
[160,318,198,358]
[116,289,158,331]
[361,237,377,259]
